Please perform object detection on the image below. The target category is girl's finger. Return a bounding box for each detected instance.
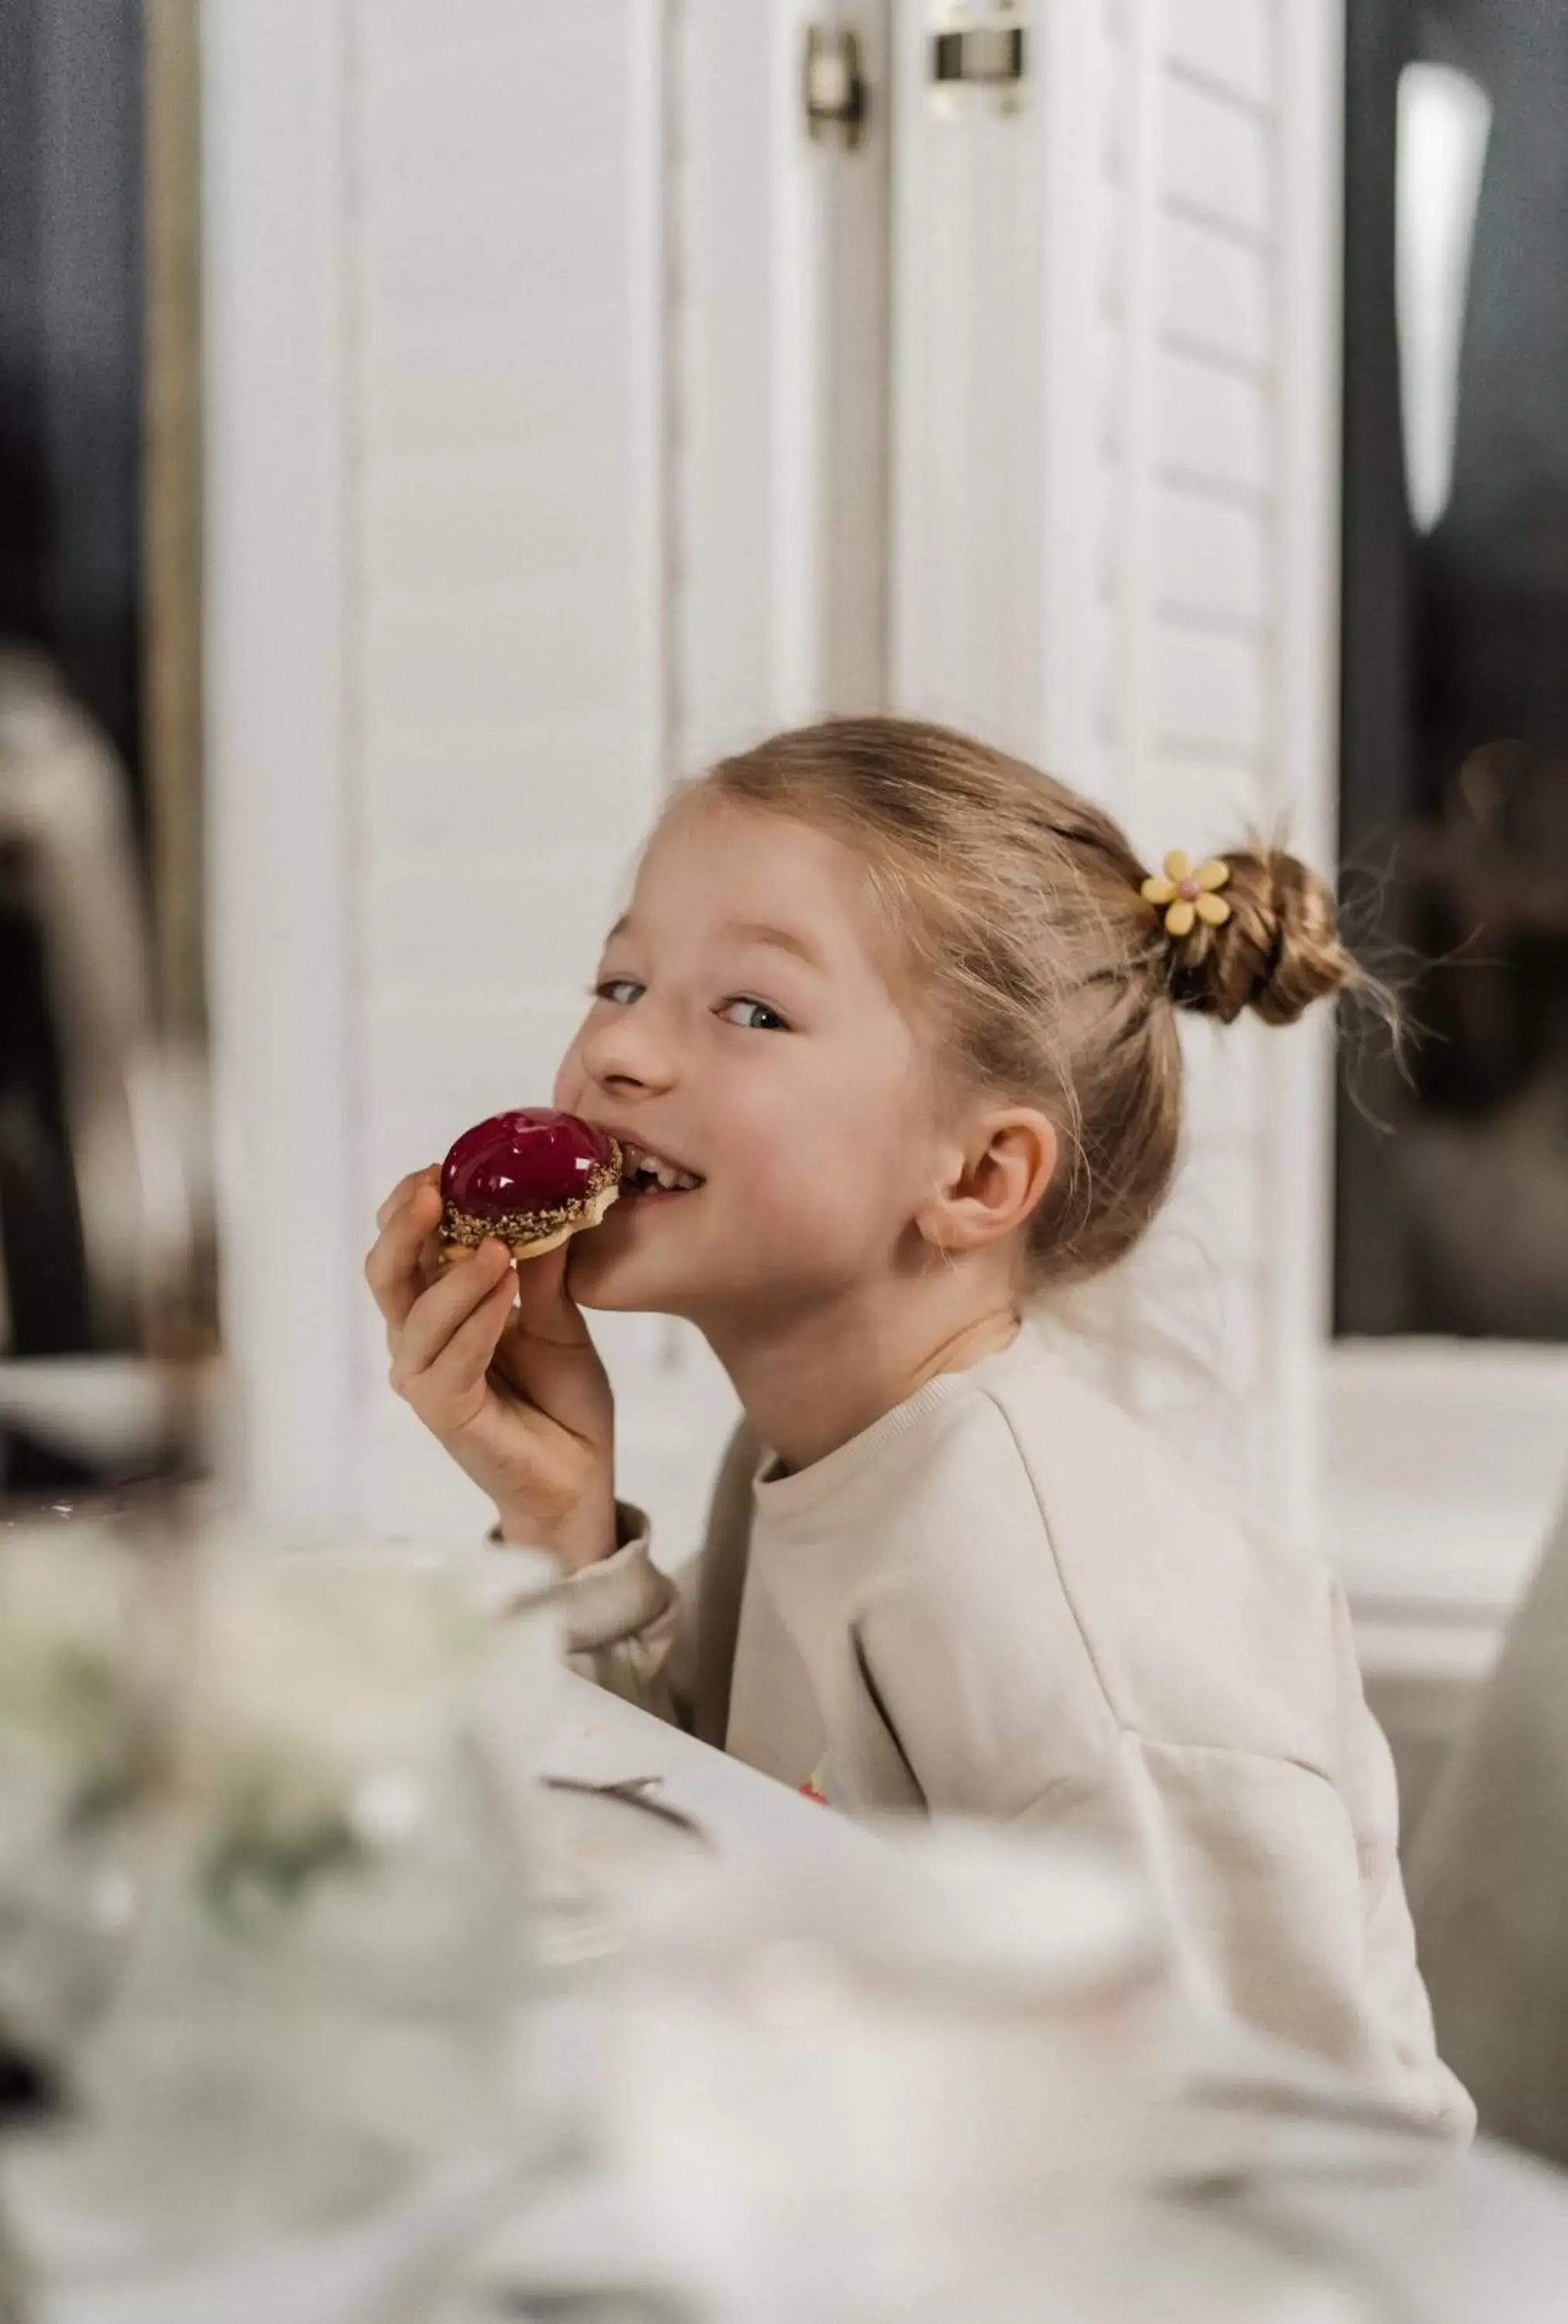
[391,1235,514,1382]
[365,1181,444,1325]
[370,1177,440,1270]
[411,1268,521,1411]
[376,1164,439,1233]
[508,1239,597,1352]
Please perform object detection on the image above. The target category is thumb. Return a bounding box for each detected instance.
[507,1237,597,1352]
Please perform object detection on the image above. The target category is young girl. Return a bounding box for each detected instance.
[366,717,1470,2131]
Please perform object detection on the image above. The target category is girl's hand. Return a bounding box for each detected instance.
[364,1169,618,1571]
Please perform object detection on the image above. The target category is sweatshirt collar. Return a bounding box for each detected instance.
[751,1321,1043,1521]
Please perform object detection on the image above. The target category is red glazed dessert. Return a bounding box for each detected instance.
[438,1109,623,1263]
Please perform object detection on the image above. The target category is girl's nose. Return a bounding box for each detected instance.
[579,1002,677,1096]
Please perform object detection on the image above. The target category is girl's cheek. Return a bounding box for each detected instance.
[551,1049,581,1110]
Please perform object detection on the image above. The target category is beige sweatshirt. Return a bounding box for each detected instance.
[561,1325,1473,2133]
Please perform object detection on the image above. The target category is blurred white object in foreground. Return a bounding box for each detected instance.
[0,1535,559,2317]
[607,1822,1168,2319]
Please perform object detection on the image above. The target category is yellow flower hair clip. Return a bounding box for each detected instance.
[1140,851,1232,938]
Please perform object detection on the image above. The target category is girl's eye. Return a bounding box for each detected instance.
[720,996,790,1033]
[594,977,644,1007]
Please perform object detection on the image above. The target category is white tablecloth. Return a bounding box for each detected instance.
[543,1669,878,1870]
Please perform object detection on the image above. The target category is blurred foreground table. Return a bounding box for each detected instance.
[495,1674,1568,2324]
[21,1673,1568,2324]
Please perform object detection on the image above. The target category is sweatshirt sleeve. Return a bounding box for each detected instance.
[559,1503,695,1728]
[549,1415,762,1736]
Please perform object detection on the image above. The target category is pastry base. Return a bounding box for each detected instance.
[438,1177,621,1266]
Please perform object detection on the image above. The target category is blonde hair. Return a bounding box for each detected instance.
[679,716,1358,1289]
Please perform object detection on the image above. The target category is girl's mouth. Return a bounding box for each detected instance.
[618,1142,704,1202]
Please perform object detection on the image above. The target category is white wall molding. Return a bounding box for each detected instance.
[1032,0,1106,783]
[1263,0,1346,1542]
[205,0,357,1528]
[889,1,1058,758]
[676,0,891,775]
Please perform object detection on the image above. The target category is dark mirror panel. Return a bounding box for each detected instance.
[0,5,211,1504]
[0,0,144,790]
[1339,0,1568,1340]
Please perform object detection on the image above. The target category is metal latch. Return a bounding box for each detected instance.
[803,24,868,146]
[929,3,1026,114]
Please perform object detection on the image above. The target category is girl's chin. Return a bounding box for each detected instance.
[566,1226,691,1315]
[570,1272,700,1319]
[566,1194,813,1318]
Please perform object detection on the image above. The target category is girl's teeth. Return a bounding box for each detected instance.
[624,1147,700,1191]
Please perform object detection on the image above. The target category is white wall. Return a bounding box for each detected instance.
[205,0,359,1531]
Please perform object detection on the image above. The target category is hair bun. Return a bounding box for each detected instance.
[1168,845,1353,1026]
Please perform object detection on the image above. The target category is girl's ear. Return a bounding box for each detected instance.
[916,1108,1058,1256]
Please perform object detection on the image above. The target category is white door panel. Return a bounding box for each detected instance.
[208,0,673,1539]
[676,0,892,772]
[889,0,1341,1532]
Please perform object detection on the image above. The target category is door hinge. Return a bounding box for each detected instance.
[803,23,868,147]
[930,2,1027,115]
